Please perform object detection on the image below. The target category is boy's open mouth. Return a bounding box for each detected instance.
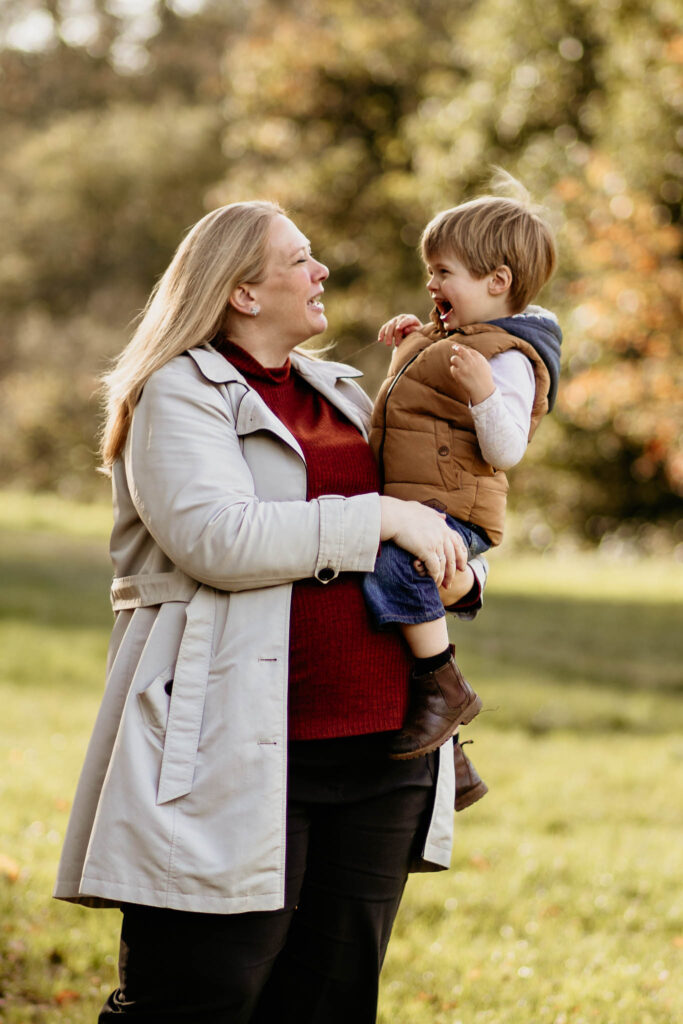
[435,300,452,321]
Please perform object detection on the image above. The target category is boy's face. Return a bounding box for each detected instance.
[425,251,508,329]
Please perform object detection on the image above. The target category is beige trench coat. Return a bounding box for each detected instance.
[54,344,479,915]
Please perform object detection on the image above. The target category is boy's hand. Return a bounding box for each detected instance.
[450,344,495,405]
[378,314,422,347]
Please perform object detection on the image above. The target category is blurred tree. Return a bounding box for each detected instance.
[216,0,469,368]
[0,0,242,117]
[213,0,682,540]
[548,158,683,533]
[0,0,680,540]
[0,101,224,495]
[0,0,236,496]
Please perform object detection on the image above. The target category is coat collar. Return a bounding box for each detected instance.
[184,344,370,442]
[186,343,364,387]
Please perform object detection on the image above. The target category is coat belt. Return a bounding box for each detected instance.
[111,571,216,805]
[110,570,199,610]
[157,585,217,804]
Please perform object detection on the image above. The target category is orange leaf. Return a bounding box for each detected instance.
[55,989,80,1005]
[0,853,20,882]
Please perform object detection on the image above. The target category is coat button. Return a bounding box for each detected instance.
[438,445,449,456]
[317,566,335,582]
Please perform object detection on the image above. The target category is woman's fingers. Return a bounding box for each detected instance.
[442,534,457,589]
[420,521,470,587]
[379,499,469,586]
[379,497,471,590]
[421,547,445,586]
[450,530,468,573]
[437,528,468,589]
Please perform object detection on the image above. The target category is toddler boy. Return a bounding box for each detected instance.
[364,185,562,799]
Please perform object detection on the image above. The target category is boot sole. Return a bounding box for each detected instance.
[389,694,483,760]
[455,778,489,812]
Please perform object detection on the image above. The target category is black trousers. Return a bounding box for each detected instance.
[99,735,437,1024]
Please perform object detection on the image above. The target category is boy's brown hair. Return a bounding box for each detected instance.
[421,177,556,315]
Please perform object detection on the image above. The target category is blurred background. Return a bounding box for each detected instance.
[0,0,681,552]
[1,6,682,1021]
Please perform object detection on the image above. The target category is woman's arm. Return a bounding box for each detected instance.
[126,362,380,590]
[125,360,465,592]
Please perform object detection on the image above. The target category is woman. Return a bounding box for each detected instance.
[54,201,487,1023]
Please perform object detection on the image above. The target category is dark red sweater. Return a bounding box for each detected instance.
[217,339,412,739]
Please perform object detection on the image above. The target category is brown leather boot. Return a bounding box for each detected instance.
[454,739,488,811]
[389,651,482,760]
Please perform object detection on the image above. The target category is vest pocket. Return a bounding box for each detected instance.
[435,422,462,491]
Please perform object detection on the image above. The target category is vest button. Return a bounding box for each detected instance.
[438,445,449,456]
[317,566,335,582]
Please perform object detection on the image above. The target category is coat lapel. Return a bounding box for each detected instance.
[185,344,371,447]
[185,345,304,457]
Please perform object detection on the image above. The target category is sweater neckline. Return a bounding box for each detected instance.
[214,335,292,384]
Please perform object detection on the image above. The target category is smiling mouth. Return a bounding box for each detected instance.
[435,299,452,321]
[308,296,325,312]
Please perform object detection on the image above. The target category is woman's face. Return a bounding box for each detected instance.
[254,215,329,346]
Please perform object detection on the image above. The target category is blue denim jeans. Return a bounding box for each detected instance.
[362,515,491,628]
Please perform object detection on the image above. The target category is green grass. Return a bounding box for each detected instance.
[0,491,682,1023]
[382,729,683,1024]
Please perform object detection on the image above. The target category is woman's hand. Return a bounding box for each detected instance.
[377,314,422,348]
[450,344,495,405]
[379,496,468,588]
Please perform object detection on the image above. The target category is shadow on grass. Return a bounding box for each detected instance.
[457,591,683,694]
[0,534,112,631]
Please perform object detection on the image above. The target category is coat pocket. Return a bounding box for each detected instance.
[137,665,175,741]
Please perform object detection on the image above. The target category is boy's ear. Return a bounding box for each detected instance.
[488,265,512,296]
[228,283,258,315]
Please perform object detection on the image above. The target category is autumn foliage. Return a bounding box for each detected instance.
[0,0,680,542]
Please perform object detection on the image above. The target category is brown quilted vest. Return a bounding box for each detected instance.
[369,323,551,545]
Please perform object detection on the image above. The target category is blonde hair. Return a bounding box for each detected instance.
[421,172,556,322]
[100,200,284,468]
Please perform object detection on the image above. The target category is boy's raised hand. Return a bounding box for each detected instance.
[450,343,495,405]
[378,313,422,347]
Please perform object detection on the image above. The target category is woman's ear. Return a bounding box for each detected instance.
[228,283,258,316]
[488,265,512,296]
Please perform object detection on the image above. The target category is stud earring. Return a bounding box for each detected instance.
[250,305,260,316]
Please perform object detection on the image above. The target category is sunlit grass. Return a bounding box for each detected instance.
[486,546,683,603]
[0,491,682,1022]
[0,489,112,540]
[0,505,117,1022]
[381,727,683,1023]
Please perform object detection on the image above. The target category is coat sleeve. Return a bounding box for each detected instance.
[124,362,381,592]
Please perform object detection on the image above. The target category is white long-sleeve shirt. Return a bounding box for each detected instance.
[470,349,536,471]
